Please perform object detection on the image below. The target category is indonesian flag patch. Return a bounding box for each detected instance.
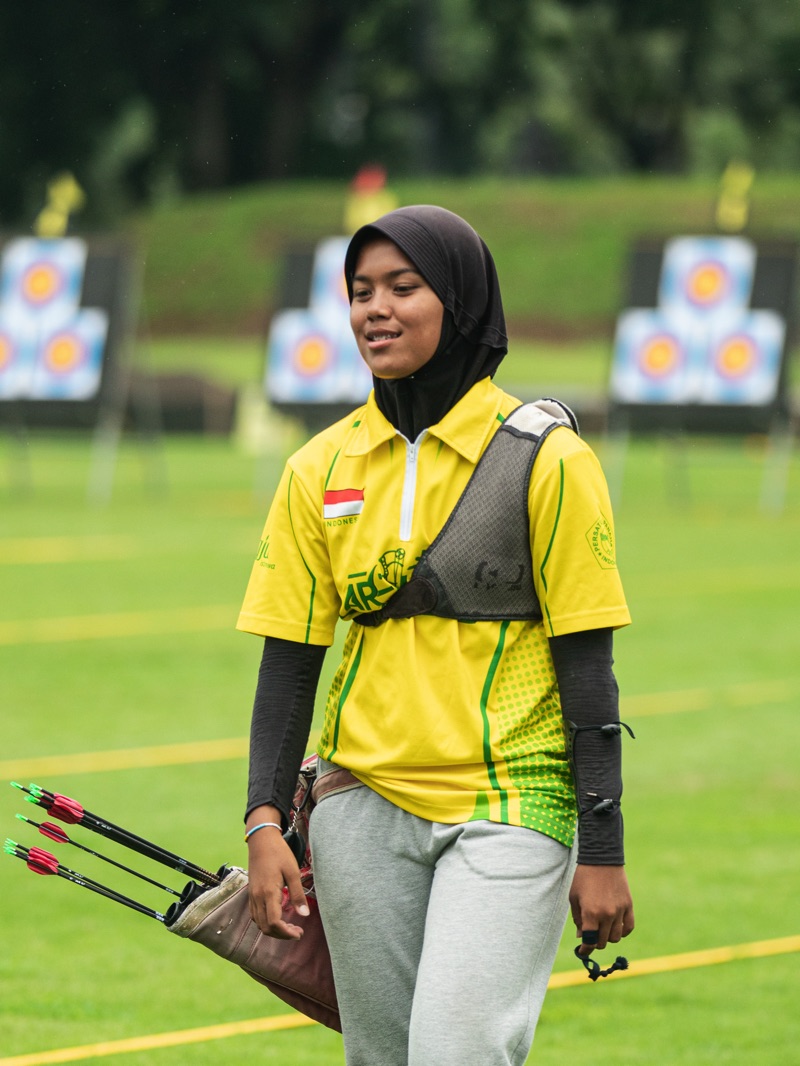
[323,488,364,519]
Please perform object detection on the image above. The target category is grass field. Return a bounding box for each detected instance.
[140,335,614,406]
[1,412,800,1064]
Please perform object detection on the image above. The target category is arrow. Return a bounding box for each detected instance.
[3,839,166,922]
[11,782,220,886]
[15,814,181,896]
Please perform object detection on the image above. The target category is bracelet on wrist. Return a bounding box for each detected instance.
[244,821,283,842]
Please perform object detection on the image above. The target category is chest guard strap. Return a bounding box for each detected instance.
[353,398,578,627]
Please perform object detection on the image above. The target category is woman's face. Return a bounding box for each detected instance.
[350,238,444,379]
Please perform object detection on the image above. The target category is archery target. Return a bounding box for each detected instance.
[267,313,343,405]
[659,237,756,318]
[309,237,352,318]
[611,310,702,403]
[29,309,108,400]
[0,312,37,399]
[266,309,371,405]
[699,311,785,405]
[1,238,87,324]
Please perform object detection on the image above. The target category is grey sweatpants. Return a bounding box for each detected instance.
[309,779,576,1066]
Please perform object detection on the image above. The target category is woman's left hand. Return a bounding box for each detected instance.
[569,864,635,956]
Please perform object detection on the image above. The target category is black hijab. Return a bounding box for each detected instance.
[344,205,508,441]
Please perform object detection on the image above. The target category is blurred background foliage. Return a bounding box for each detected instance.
[3,0,800,228]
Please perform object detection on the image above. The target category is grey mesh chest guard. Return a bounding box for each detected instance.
[354,398,579,627]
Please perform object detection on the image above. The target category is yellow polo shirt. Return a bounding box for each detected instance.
[237,378,630,845]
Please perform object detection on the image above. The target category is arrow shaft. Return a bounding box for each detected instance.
[53,865,166,922]
[66,831,183,891]
[18,815,182,896]
[7,843,165,922]
[79,811,218,885]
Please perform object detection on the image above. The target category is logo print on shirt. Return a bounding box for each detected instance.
[585,514,616,569]
[324,488,364,520]
[344,548,408,613]
[256,536,275,569]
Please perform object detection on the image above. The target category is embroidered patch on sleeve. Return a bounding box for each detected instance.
[585,513,617,569]
[323,488,364,519]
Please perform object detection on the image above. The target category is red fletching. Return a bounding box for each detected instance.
[40,822,70,844]
[47,793,84,825]
[27,846,59,875]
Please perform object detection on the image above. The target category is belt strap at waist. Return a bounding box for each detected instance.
[311,767,363,805]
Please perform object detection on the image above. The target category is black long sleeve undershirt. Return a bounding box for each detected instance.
[548,627,625,866]
[245,636,326,827]
[246,628,627,865]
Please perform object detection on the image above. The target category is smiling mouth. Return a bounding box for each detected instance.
[366,330,400,342]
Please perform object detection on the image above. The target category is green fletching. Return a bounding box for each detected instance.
[14,814,25,822]
[10,782,25,791]
[24,795,38,805]
[4,838,19,854]
[29,783,44,798]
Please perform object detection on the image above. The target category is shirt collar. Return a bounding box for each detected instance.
[428,378,508,462]
[344,378,507,462]
[344,393,399,456]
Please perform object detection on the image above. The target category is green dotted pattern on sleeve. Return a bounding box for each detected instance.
[493,624,577,845]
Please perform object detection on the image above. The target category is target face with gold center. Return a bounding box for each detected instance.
[1,238,87,321]
[699,312,785,405]
[43,331,87,374]
[30,309,108,400]
[611,310,698,403]
[23,262,63,306]
[638,334,682,378]
[266,307,368,404]
[293,335,332,376]
[685,261,729,308]
[659,236,755,317]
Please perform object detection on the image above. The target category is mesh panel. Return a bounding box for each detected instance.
[417,427,539,619]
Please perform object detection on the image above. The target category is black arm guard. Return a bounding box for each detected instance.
[548,628,633,865]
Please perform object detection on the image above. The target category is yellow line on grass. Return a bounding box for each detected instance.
[0,537,137,565]
[1,935,798,1065]
[0,1014,316,1066]
[0,606,237,646]
[0,732,321,781]
[0,738,248,779]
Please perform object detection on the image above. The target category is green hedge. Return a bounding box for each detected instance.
[128,176,800,336]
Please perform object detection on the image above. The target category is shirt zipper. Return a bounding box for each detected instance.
[399,431,427,541]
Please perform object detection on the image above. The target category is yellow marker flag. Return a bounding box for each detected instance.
[34,172,86,238]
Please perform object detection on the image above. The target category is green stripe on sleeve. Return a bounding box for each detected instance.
[323,449,341,490]
[539,458,565,637]
[286,472,317,644]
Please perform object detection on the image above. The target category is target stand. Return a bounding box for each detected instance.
[0,235,163,502]
[606,236,798,512]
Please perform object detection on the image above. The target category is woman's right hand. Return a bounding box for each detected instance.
[246,805,310,940]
